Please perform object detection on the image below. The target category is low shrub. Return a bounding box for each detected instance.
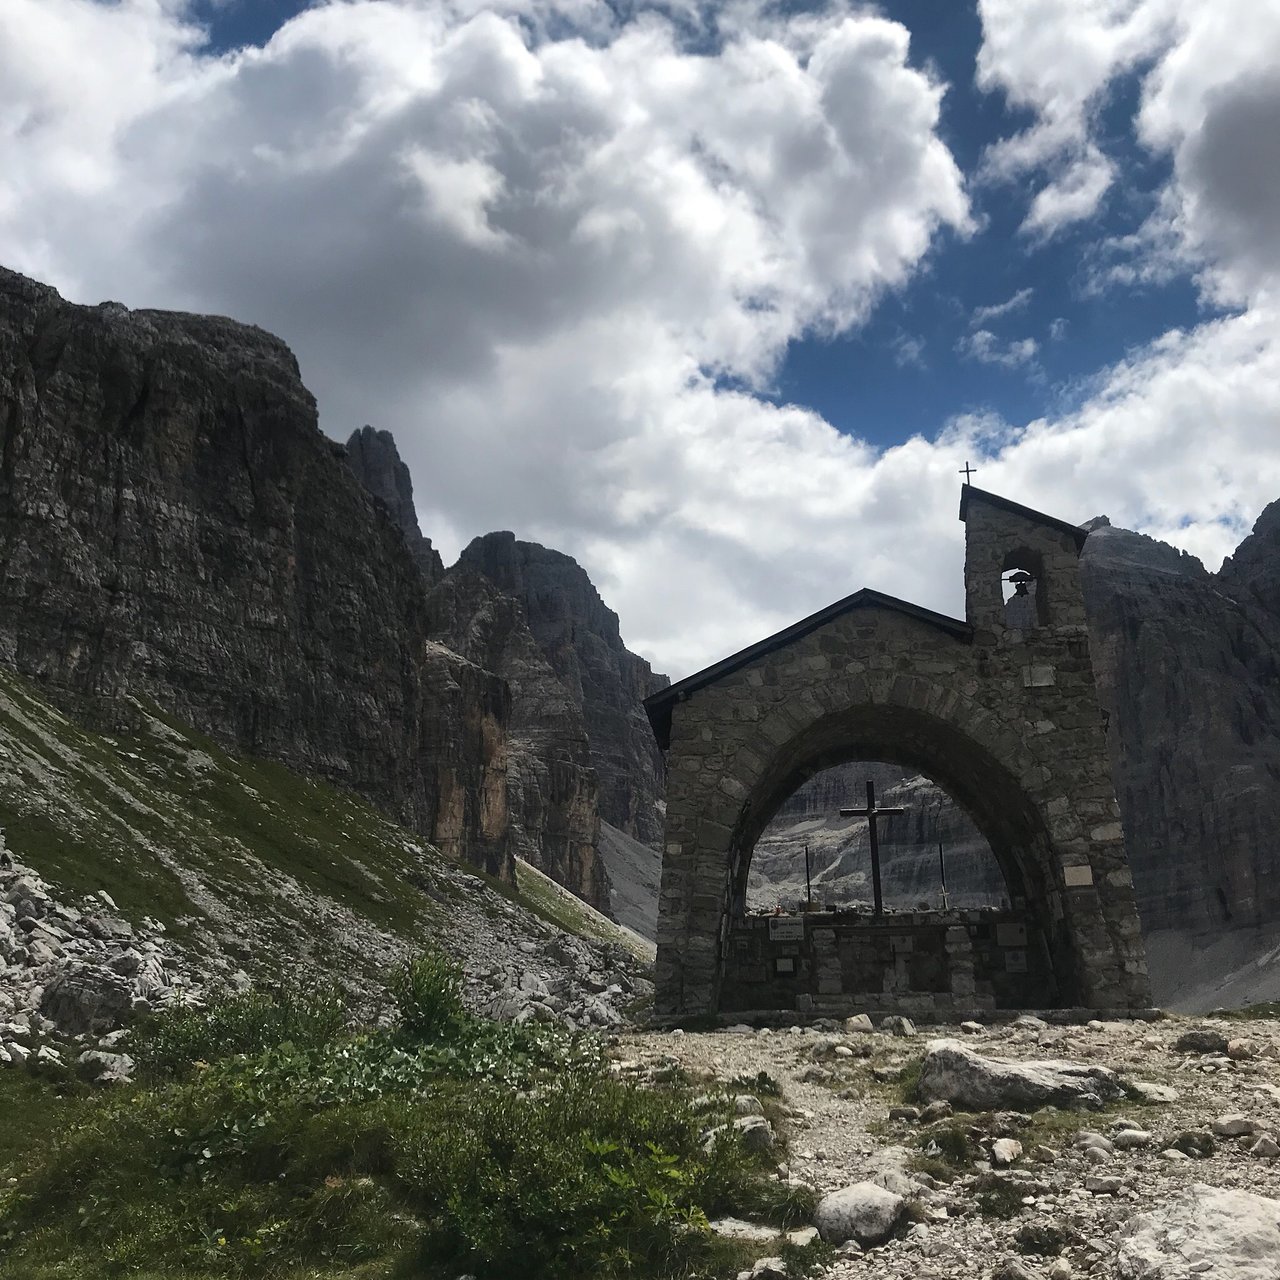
[132,985,347,1081]
[0,950,777,1280]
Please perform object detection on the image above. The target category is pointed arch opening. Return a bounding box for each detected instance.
[714,701,1076,1015]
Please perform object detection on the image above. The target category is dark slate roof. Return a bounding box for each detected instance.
[959,484,1089,550]
[644,588,971,749]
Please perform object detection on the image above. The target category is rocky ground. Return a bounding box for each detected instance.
[619,1012,1280,1279]
[0,853,652,1084]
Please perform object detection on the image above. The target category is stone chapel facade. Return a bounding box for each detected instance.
[644,486,1151,1019]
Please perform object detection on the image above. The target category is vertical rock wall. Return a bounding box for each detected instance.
[0,268,511,877]
[458,532,669,844]
[1082,511,1280,937]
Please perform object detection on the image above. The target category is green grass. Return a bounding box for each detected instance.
[0,956,783,1280]
[1218,1001,1280,1021]
[0,1072,93,1181]
[0,668,640,998]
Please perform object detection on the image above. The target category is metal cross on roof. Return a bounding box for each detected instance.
[839,779,906,915]
[960,461,977,484]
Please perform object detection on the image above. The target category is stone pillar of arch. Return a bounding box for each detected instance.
[644,486,1151,1018]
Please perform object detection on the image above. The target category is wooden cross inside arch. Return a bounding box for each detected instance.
[839,780,906,916]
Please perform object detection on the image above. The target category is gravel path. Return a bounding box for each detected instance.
[618,1014,1280,1278]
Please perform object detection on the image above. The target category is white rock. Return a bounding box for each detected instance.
[1116,1183,1280,1280]
[1213,1114,1259,1137]
[844,1014,874,1034]
[1249,1135,1280,1158]
[917,1040,1125,1111]
[709,1217,779,1242]
[1130,1081,1179,1104]
[992,1138,1023,1166]
[1113,1129,1153,1150]
[814,1182,906,1246]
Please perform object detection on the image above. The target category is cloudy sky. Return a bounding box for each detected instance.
[4,0,1280,677]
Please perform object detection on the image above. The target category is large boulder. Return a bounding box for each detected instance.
[917,1039,1126,1111]
[1116,1184,1280,1279]
[39,963,133,1035]
[813,1181,905,1246]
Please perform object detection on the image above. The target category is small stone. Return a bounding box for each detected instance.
[992,1138,1023,1166]
[1170,1131,1216,1158]
[814,1182,906,1246]
[1085,1174,1122,1194]
[1130,1081,1178,1104]
[1047,1260,1073,1279]
[1249,1135,1280,1158]
[733,1115,775,1152]
[1112,1129,1152,1150]
[1082,1145,1112,1165]
[1160,1148,1190,1161]
[1211,1114,1258,1137]
[880,1015,916,1037]
[844,1014,874,1033]
[1227,1038,1258,1060]
[889,1105,921,1122]
[786,1226,819,1247]
[1030,1144,1057,1163]
[960,1020,984,1035]
[1173,1028,1229,1055]
[921,1100,953,1123]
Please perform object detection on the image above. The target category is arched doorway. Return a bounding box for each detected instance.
[712,702,1072,1014]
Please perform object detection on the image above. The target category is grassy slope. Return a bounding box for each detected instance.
[0,666,640,988]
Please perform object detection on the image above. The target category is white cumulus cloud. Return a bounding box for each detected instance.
[1,0,1278,681]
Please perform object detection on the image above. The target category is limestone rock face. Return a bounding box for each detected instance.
[1116,1183,1280,1280]
[345,425,445,586]
[458,531,669,845]
[917,1039,1126,1111]
[1081,515,1280,937]
[425,568,610,913]
[749,763,1005,912]
[0,267,510,877]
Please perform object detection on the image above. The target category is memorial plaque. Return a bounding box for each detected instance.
[768,917,806,942]
[996,922,1027,948]
[774,956,796,976]
[1004,949,1028,973]
[1063,865,1094,888]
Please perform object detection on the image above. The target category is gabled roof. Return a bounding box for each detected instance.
[644,588,971,749]
[959,484,1089,550]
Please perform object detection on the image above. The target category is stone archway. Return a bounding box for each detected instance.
[645,487,1151,1018]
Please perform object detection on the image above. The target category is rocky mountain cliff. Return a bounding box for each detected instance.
[457,532,670,845]
[0,268,509,876]
[342,426,665,915]
[345,424,445,586]
[1081,509,1280,942]
[423,566,609,913]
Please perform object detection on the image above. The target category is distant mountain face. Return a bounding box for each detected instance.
[344,429,668,916]
[1081,508,1280,940]
[747,763,1006,913]
[456,532,670,846]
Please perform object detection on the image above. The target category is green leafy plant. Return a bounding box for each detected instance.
[390,950,466,1042]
